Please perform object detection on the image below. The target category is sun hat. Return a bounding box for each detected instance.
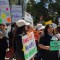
[36,24,45,30]
[16,20,30,27]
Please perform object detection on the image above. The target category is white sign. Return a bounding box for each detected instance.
[22,32,37,60]
[11,5,22,22]
[24,12,33,26]
[0,0,11,24]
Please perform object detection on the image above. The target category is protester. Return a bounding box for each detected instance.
[0,24,8,60]
[25,24,35,60]
[38,15,45,25]
[35,24,45,60]
[13,20,30,60]
[7,23,17,59]
[3,24,8,38]
[36,24,45,37]
[55,25,60,60]
[0,24,8,37]
[35,24,45,50]
[8,23,17,48]
[38,24,58,60]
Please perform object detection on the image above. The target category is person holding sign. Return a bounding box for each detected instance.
[38,24,58,60]
[14,20,30,60]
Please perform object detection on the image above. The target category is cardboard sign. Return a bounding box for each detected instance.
[22,32,37,60]
[11,5,22,22]
[50,41,60,50]
[0,0,11,23]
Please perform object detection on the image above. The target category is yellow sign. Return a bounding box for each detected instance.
[45,20,53,25]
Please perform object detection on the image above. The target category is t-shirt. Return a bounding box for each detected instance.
[39,34,58,58]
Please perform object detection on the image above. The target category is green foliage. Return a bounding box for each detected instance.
[26,1,48,25]
[26,0,60,24]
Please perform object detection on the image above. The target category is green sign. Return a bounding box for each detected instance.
[22,32,37,60]
[50,41,60,50]
[25,47,37,59]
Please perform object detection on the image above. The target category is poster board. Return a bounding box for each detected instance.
[11,5,22,22]
[0,0,11,24]
[50,41,59,50]
[50,41,60,50]
[22,32,37,60]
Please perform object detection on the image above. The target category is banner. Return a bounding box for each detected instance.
[0,0,11,24]
[22,32,37,60]
[11,5,22,22]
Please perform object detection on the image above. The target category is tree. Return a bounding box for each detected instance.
[26,0,48,25]
[48,0,60,22]
[26,0,60,24]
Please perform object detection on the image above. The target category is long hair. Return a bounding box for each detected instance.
[44,24,54,35]
[44,25,49,35]
[16,25,26,35]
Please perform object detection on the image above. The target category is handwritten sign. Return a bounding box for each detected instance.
[22,32,37,60]
[0,0,11,23]
[11,5,22,22]
[50,41,60,50]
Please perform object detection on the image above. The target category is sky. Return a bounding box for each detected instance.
[26,0,56,3]
[35,0,56,3]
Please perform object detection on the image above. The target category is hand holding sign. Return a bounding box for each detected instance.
[45,46,50,50]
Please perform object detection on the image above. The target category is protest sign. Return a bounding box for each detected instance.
[11,5,22,22]
[24,12,33,26]
[0,0,11,23]
[50,41,60,50]
[45,20,52,25]
[22,32,37,60]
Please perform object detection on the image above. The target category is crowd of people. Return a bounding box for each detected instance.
[0,18,60,60]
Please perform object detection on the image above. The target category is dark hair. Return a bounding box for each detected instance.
[16,25,26,35]
[44,24,53,35]
[11,23,16,27]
